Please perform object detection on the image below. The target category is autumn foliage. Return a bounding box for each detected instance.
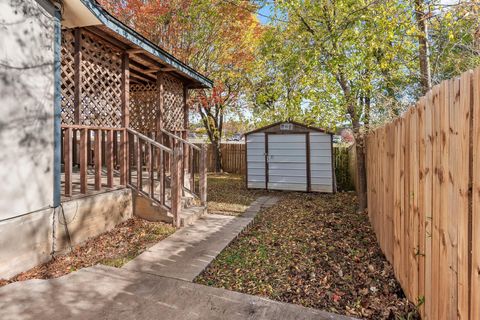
[99,0,263,171]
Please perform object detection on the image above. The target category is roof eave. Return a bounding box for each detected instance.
[245,121,334,136]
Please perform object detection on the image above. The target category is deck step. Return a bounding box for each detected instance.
[179,206,207,227]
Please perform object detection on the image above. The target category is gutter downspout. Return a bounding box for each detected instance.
[53,4,62,207]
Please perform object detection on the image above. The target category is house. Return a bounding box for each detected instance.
[245,121,336,193]
[0,0,212,279]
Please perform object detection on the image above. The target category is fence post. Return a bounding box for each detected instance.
[171,143,183,227]
[200,144,208,206]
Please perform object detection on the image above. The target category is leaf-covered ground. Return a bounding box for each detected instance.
[207,173,271,215]
[0,218,174,287]
[196,192,419,319]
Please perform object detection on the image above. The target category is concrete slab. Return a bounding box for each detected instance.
[0,265,353,320]
[123,196,279,281]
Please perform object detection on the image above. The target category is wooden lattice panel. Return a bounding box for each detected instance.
[162,73,184,131]
[61,29,75,125]
[80,32,123,127]
[130,83,158,133]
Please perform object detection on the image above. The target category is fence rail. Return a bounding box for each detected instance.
[365,68,480,319]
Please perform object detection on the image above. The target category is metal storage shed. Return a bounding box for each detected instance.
[245,121,336,193]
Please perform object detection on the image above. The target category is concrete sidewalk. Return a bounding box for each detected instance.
[123,196,280,281]
[0,265,353,320]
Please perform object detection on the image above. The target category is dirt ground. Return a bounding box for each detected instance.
[0,218,174,287]
[196,191,419,319]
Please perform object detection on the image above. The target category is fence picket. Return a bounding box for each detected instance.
[471,67,480,320]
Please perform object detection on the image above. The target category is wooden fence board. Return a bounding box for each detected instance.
[431,84,441,320]
[410,107,419,302]
[424,91,434,320]
[456,72,472,320]
[438,80,451,318]
[471,67,480,320]
[417,97,426,318]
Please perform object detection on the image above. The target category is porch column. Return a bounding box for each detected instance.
[156,72,165,196]
[156,71,164,140]
[121,52,130,128]
[120,52,130,185]
[183,85,189,173]
[73,28,82,124]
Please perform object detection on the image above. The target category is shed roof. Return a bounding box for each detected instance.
[245,121,334,136]
[61,0,213,89]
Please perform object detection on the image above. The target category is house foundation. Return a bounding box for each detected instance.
[0,188,132,279]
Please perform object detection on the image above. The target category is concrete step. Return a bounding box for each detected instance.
[179,206,207,227]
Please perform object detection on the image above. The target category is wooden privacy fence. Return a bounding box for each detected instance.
[366,68,480,319]
[334,146,357,191]
[194,143,246,174]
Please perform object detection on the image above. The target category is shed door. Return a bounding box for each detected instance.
[267,134,307,191]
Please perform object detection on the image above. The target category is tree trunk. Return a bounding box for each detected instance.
[337,71,368,212]
[415,0,432,94]
[212,139,223,173]
[354,132,368,212]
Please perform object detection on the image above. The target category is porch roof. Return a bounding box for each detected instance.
[60,0,213,89]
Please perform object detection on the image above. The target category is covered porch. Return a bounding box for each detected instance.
[58,0,213,226]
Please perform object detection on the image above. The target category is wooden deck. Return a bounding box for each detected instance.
[61,168,125,201]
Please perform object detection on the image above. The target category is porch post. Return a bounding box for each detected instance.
[156,71,164,139]
[120,52,130,185]
[200,144,208,206]
[171,143,183,227]
[73,28,82,125]
[183,85,189,174]
[156,71,165,194]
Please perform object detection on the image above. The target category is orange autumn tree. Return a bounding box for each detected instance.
[100,0,263,171]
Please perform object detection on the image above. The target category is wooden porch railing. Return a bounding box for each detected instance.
[61,125,128,197]
[125,128,172,209]
[161,129,207,205]
[60,125,207,227]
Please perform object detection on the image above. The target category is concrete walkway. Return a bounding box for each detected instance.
[0,196,354,320]
[0,265,352,320]
[123,196,279,281]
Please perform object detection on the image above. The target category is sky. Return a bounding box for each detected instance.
[257,3,274,24]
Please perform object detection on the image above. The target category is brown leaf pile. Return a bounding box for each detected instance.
[0,218,175,287]
[196,192,419,319]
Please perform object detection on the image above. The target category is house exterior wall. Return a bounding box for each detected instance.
[0,188,133,279]
[0,0,56,220]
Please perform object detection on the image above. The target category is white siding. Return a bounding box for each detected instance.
[246,128,335,193]
[310,132,334,192]
[0,0,55,219]
[247,133,265,188]
[267,134,307,192]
